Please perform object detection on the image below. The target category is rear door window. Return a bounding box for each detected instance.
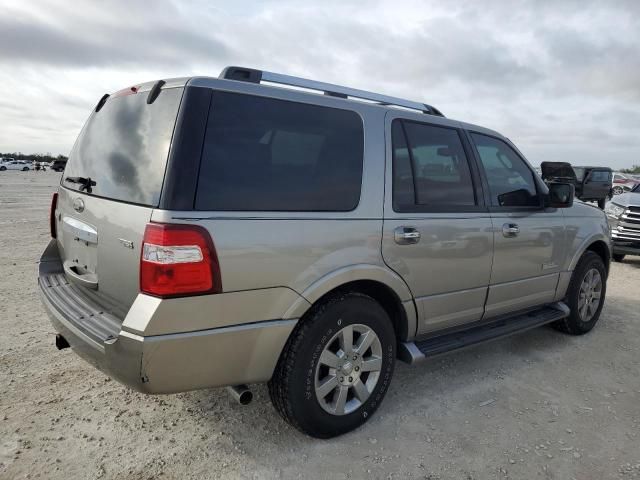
[63,88,183,206]
[195,92,364,211]
[391,119,477,211]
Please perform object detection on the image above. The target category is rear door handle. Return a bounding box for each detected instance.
[394,226,421,245]
[502,223,520,238]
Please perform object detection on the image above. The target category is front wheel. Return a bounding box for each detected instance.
[613,253,625,262]
[0,166,5,171]
[554,251,607,335]
[268,292,396,438]
[22,167,29,171]
[612,186,624,195]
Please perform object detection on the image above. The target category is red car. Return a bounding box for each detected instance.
[612,173,639,195]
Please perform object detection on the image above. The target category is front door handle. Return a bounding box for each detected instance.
[502,223,520,238]
[394,226,421,245]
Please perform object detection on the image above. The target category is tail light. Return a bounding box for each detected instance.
[140,223,222,298]
[50,192,58,238]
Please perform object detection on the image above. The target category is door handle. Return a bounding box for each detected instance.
[394,226,421,245]
[502,223,520,238]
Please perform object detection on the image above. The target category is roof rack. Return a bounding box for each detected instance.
[219,66,444,117]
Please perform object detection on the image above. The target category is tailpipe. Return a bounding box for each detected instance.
[55,334,70,350]
[226,385,252,405]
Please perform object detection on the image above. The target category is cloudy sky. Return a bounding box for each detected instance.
[1,0,639,168]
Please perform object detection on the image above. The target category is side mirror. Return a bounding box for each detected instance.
[546,182,574,208]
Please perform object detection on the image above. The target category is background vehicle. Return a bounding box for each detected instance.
[0,160,31,171]
[39,67,611,438]
[50,159,67,172]
[612,172,639,195]
[606,182,640,262]
[541,162,612,209]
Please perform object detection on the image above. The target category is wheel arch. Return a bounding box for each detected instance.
[285,265,418,342]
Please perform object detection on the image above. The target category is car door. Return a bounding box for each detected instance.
[381,115,493,336]
[582,169,611,199]
[468,131,566,318]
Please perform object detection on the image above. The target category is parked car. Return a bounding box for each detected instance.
[540,163,612,209]
[50,159,67,172]
[612,172,639,195]
[605,182,640,262]
[0,160,31,171]
[39,67,611,438]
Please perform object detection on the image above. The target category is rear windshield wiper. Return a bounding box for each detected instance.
[65,176,97,192]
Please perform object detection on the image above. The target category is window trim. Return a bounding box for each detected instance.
[193,89,366,213]
[391,118,487,214]
[466,130,544,212]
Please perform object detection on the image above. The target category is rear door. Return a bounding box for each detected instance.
[56,85,184,309]
[381,115,493,335]
[469,132,566,318]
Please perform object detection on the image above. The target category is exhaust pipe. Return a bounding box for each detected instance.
[55,334,70,350]
[226,385,253,405]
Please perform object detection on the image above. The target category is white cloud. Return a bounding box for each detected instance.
[0,0,639,168]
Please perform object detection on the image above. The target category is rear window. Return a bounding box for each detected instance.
[63,88,183,206]
[195,92,364,211]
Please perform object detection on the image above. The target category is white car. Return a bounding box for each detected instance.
[0,160,31,171]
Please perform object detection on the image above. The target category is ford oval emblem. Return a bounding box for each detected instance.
[73,198,85,213]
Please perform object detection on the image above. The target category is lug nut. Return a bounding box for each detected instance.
[352,355,357,360]
[340,377,344,382]
[355,367,360,372]
[348,376,353,382]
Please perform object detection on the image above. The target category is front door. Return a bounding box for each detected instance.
[469,132,566,318]
[582,169,611,199]
[381,115,494,336]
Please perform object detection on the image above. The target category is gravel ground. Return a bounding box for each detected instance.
[0,171,639,480]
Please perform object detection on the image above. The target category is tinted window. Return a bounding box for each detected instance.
[195,92,363,211]
[392,120,476,210]
[589,170,611,182]
[471,133,539,207]
[63,88,183,206]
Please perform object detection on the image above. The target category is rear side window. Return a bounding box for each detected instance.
[471,133,539,208]
[195,92,364,211]
[392,119,477,211]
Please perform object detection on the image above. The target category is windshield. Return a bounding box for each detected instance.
[63,87,183,206]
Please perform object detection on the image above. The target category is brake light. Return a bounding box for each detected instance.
[140,223,221,298]
[50,193,58,238]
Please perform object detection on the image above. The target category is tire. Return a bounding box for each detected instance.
[268,292,396,438]
[597,198,606,209]
[0,166,5,171]
[613,253,625,262]
[612,186,624,195]
[22,167,29,171]
[553,251,607,335]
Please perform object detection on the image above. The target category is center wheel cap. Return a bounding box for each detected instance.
[341,361,354,375]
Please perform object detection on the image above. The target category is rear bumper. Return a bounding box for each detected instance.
[38,239,297,393]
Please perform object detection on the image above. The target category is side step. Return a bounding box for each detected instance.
[398,302,570,364]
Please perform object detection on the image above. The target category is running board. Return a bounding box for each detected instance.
[398,302,570,364]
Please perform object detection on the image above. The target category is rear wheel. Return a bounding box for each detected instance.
[22,167,29,171]
[268,292,396,438]
[554,251,606,335]
[0,166,5,171]
[613,253,625,262]
[612,186,624,195]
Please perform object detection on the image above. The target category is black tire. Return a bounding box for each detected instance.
[612,186,624,195]
[22,167,29,171]
[268,292,396,438]
[597,198,606,209]
[553,251,607,335]
[612,253,625,262]
[0,166,5,171]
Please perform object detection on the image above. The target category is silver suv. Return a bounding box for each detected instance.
[38,67,611,438]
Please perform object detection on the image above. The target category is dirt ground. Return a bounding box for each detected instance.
[0,171,639,480]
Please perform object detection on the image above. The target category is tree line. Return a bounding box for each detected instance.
[0,152,68,163]
[621,166,640,174]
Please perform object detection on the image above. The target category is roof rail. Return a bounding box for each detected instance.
[219,66,444,117]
